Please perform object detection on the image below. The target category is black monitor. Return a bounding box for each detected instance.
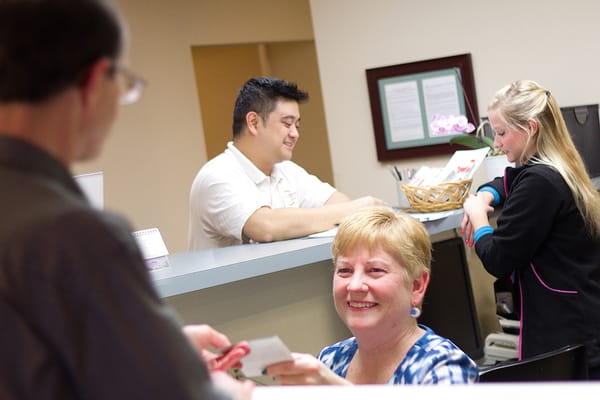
[561,104,600,178]
[418,237,484,361]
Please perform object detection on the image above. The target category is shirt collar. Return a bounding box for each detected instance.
[0,135,85,198]
[226,141,284,184]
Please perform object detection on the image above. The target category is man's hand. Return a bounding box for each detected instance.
[208,342,250,372]
[211,370,254,400]
[183,324,232,363]
[183,325,254,399]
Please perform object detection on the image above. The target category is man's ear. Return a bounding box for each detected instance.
[245,111,261,136]
[79,57,113,108]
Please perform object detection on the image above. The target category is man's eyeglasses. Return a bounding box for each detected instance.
[114,65,146,105]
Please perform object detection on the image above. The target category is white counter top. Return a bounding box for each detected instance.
[252,382,600,400]
[151,209,465,298]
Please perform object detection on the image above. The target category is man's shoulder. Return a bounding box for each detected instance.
[1,205,143,295]
[21,207,135,253]
[277,159,304,170]
[197,150,242,178]
[200,150,229,169]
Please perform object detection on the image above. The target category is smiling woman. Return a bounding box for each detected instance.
[262,206,479,385]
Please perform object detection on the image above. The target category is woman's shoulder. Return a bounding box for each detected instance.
[514,162,560,179]
[413,325,472,358]
[397,326,478,384]
[509,163,567,191]
[320,337,357,354]
[318,337,357,369]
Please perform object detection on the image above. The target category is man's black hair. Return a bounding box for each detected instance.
[232,76,309,137]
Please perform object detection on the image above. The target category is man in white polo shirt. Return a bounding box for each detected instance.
[188,77,383,250]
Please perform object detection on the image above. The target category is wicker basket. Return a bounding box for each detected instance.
[401,179,472,212]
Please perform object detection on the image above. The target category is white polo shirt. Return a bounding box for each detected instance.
[188,142,336,250]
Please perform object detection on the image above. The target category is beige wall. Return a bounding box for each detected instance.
[309,0,600,203]
[267,41,335,184]
[191,44,263,160]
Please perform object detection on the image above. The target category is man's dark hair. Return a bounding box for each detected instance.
[232,76,309,137]
[0,0,123,103]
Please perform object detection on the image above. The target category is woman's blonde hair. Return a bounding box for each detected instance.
[332,206,431,284]
[489,80,600,238]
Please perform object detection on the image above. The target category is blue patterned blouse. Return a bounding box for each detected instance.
[317,325,479,384]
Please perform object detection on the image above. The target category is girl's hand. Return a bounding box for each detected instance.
[462,194,494,247]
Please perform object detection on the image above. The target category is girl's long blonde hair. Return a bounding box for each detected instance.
[489,80,600,238]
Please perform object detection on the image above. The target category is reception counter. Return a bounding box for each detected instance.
[150,179,600,365]
[149,208,490,360]
[151,208,465,298]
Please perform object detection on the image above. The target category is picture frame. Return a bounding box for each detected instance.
[366,53,479,161]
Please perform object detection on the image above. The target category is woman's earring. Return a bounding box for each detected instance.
[410,306,421,318]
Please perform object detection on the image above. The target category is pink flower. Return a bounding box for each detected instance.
[430,114,475,136]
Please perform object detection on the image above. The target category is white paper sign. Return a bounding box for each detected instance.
[132,228,170,270]
[384,80,425,141]
[74,171,104,209]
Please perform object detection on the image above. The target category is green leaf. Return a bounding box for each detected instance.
[481,136,495,148]
[449,134,494,149]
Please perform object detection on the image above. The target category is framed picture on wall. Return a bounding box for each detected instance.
[366,53,479,161]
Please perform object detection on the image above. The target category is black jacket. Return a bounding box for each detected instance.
[476,163,600,368]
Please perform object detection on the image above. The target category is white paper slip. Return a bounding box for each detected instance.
[407,210,455,222]
[132,227,168,259]
[241,336,293,378]
[306,227,338,238]
[74,171,104,210]
[132,228,170,270]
